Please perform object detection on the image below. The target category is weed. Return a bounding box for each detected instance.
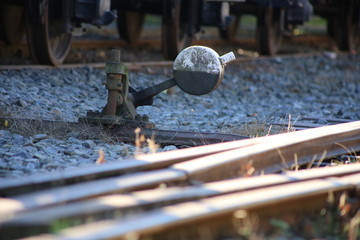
[233,210,262,240]
[228,122,277,138]
[50,218,82,234]
[134,128,159,155]
[0,117,118,144]
[286,114,298,133]
[336,143,358,161]
[232,191,359,240]
[226,113,298,138]
[238,161,256,177]
[348,210,360,240]
[146,137,160,154]
[95,148,106,165]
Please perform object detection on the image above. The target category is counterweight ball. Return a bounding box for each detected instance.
[173,46,235,95]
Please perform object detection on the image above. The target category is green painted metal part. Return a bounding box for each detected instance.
[79,49,153,128]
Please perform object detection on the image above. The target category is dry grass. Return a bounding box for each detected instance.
[232,191,359,240]
[134,127,160,155]
[227,115,296,138]
[230,123,274,138]
[0,117,117,144]
[0,104,120,143]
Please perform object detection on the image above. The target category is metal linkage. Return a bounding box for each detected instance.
[80,46,235,128]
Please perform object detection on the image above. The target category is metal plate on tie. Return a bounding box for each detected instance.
[173,46,234,95]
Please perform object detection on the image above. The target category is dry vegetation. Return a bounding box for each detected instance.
[233,192,360,240]
[0,116,118,143]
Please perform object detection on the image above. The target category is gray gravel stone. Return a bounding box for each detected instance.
[161,145,178,151]
[82,140,96,149]
[1,53,360,178]
[64,149,79,156]
[12,151,32,159]
[12,134,26,145]
[23,158,41,169]
[33,134,48,142]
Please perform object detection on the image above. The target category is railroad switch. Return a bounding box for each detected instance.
[80,47,235,128]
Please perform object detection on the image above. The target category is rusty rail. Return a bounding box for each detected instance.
[1,164,359,232]
[0,52,333,71]
[0,60,173,71]
[0,35,333,70]
[2,165,360,240]
[271,116,355,130]
[13,169,359,240]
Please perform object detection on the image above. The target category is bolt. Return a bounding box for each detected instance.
[110,49,121,62]
[219,52,236,65]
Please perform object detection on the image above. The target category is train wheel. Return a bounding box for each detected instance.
[256,7,284,56]
[116,10,145,43]
[0,4,26,45]
[26,0,72,65]
[328,1,359,53]
[219,15,240,42]
[162,0,192,60]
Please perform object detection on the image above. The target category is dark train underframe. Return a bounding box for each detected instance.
[0,0,359,65]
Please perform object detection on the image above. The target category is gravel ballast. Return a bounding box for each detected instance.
[1,52,359,178]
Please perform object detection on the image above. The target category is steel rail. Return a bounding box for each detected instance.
[0,38,338,71]
[13,169,360,240]
[1,163,359,234]
[0,117,246,148]
[110,127,247,146]
[271,116,355,129]
[170,120,360,181]
[0,61,173,70]
[0,52,330,70]
[69,36,330,50]
[301,116,354,123]
[0,52,326,70]
[0,34,329,51]
[1,121,360,216]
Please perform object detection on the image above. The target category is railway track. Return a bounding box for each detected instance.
[0,51,341,72]
[1,121,360,239]
[0,34,333,69]
[0,34,330,51]
[68,35,331,51]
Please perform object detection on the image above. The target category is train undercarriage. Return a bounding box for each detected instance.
[0,0,358,65]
